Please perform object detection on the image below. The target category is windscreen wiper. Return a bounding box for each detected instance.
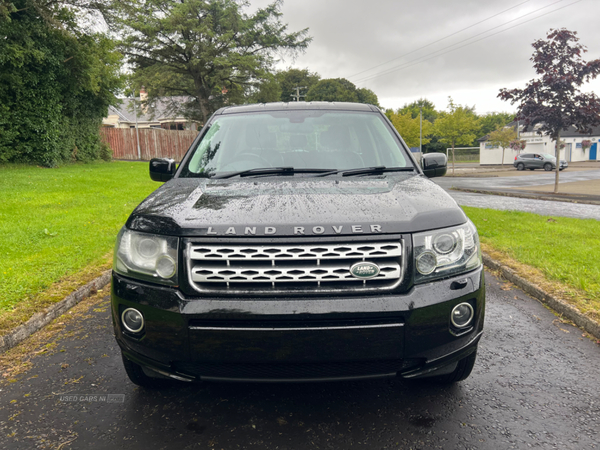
[315,166,416,177]
[212,167,336,179]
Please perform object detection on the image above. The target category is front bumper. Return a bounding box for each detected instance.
[111,266,485,382]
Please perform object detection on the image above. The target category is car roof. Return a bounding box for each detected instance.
[214,102,381,115]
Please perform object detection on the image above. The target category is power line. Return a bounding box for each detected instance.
[353,0,567,84]
[347,0,530,80]
[353,0,574,85]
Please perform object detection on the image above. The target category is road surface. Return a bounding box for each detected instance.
[434,169,600,220]
[1,272,598,450]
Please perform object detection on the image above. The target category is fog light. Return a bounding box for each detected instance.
[122,308,144,333]
[451,303,474,328]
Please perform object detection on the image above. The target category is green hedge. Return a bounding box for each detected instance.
[0,2,122,166]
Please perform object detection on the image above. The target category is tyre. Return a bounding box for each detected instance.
[428,349,477,384]
[544,163,552,171]
[121,353,171,389]
[517,163,525,171]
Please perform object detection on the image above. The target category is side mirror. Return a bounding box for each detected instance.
[421,153,447,178]
[150,158,176,182]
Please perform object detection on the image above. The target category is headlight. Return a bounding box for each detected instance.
[413,221,481,283]
[113,228,179,285]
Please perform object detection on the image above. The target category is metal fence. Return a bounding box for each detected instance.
[445,147,480,163]
[100,128,198,161]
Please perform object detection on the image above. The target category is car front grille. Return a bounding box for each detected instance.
[186,239,404,295]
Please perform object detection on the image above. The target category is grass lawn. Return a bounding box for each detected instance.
[0,162,158,333]
[464,207,600,321]
[453,159,480,164]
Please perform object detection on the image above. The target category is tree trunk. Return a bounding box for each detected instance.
[501,146,505,167]
[193,76,211,125]
[198,97,210,126]
[451,143,455,175]
[554,131,560,194]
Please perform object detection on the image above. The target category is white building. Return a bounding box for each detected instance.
[479,123,600,165]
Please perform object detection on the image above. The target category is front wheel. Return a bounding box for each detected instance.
[517,163,525,171]
[428,349,477,384]
[544,163,553,171]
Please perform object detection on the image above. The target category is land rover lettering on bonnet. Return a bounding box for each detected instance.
[201,224,383,235]
[111,102,485,387]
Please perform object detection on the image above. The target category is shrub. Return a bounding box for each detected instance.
[0,3,122,166]
[99,141,113,162]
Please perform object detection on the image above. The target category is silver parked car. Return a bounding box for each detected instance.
[513,153,568,171]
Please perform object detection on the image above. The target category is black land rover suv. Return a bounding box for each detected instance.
[111,102,485,387]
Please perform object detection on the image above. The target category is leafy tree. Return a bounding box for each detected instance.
[305,78,379,105]
[356,87,379,107]
[388,112,433,148]
[0,1,123,166]
[416,136,444,154]
[479,112,515,138]
[1,0,120,30]
[249,74,282,103]
[499,28,600,193]
[118,0,311,124]
[398,98,438,122]
[488,126,517,167]
[276,68,320,102]
[0,1,16,19]
[433,97,480,174]
[306,78,357,102]
[388,98,441,153]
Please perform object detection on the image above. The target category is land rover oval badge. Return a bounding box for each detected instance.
[350,262,380,279]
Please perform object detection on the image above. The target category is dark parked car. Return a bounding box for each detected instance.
[514,153,568,171]
[111,102,485,387]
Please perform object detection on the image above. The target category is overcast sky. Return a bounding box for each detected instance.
[250,0,600,114]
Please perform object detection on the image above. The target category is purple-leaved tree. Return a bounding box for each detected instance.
[499,28,600,193]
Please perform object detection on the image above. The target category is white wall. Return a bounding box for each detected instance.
[480,136,596,164]
[564,140,596,162]
[479,143,520,165]
[520,132,597,161]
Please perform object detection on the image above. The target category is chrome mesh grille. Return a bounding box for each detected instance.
[186,240,403,294]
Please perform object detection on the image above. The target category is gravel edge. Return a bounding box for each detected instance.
[483,253,600,340]
[2,254,599,354]
[0,270,111,354]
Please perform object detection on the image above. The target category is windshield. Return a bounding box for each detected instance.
[179,110,412,177]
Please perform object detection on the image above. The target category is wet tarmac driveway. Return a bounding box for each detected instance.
[433,169,600,220]
[445,191,600,220]
[1,271,599,450]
